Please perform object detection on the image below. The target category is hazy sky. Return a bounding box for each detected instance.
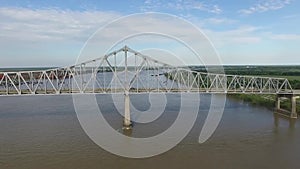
[0,0,300,67]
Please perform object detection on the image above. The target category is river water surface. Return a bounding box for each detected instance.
[0,94,300,169]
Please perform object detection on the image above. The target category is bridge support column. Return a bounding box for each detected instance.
[123,92,132,129]
[276,94,298,119]
[291,96,297,119]
[276,96,281,110]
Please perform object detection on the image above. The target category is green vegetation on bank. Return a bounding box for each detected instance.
[229,94,275,108]
[229,94,300,113]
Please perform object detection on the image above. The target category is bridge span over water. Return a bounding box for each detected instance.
[0,46,299,124]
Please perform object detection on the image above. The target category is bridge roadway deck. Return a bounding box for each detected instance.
[293,90,300,94]
[0,88,296,96]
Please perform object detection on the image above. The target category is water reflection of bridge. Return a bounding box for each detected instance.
[0,46,299,126]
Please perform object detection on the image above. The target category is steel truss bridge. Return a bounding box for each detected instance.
[0,46,298,120]
[0,46,295,95]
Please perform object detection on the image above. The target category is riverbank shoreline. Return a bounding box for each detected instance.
[227,94,300,114]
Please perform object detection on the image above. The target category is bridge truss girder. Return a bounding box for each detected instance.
[0,46,294,96]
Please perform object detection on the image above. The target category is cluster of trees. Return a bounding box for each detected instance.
[290,80,300,89]
[232,94,275,108]
[191,65,300,75]
[224,66,300,76]
[225,70,300,76]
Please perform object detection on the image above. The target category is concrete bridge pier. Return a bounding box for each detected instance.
[276,94,299,119]
[122,46,132,130]
[276,96,281,110]
[123,91,132,130]
[291,96,298,118]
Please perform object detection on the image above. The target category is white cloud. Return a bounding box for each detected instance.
[203,17,237,25]
[0,7,121,42]
[204,26,263,46]
[270,34,300,40]
[239,0,291,15]
[140,0,222,14]
[0,8,225,66]
[0,7,299,66]
[281,14,299,19]
[0,7,232,46]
